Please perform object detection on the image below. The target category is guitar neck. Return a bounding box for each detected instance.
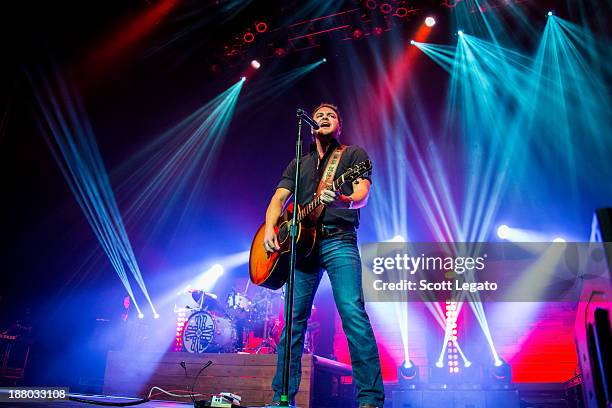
[295,175,346,223]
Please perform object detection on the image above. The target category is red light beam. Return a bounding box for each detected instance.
[78,0,178,86]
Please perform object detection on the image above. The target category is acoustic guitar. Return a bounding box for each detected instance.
[249,160,372,289]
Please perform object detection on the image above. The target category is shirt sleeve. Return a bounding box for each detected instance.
[276,158,297,192]
[349,146,372,184]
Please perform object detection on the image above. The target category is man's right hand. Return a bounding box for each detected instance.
[263,227,281,253]
[264,188,291,253]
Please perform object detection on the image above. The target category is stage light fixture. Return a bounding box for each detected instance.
[398,360,419,388]
[255,21,268,33]
[497,224,510,239]
[243,32,255,43]
[553,237,566,243]
[458,30,464,36]
[488,359,512,388]
[548,11,553,16]
[251,60,261,69]
[394,7,408,18]
[352,28,364,40]
[389,234,406,242]
[194,264,226,292]
[240,76,246,81]
[410,40,415,45]
[425,17,436,27]
[138,313,144,319]
[210,264,224,275]
[365,0,377,10]
[380,3,393,14]
[435,360,444,368]
[153,313,160,319]
[322,58,327,63]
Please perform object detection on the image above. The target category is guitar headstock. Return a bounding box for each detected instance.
[339,160,372,185]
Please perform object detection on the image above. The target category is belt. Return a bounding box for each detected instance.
[319,224,355,238]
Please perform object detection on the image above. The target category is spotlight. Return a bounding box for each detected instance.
[425,17,436,27]
[497,224,510,239]
[435,360,444,368]
[365,0,377,10]
[457,30,464,36]
[352,28,364,40]
[553,237,566,243]
[255,21,268,33]
[398,360,419,389]
[251,60,261,69]
[153,313,160,319]
[389,234,406,242]
[274,47,286,57]
[464,360,472,368]
[380,3,392,14]
[394,7,408,18]
[322,58,327,63]
[210,264,224,275]
[547,11,553,16]
[195,264,225,291]
[488,359,512,388]
[410,40,415,45]
[240,76,246,81]
[138,313,144,319]
[243,32,255,43]
[373,26,384,36]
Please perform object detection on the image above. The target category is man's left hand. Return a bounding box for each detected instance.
[320,188,351,208]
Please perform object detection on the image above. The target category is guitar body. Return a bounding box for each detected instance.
[249,203,317,290]
[249,159,371,290]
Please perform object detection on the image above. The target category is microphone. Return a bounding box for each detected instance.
[296,108,320,130]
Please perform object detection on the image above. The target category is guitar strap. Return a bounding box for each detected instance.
[308,145,347,224]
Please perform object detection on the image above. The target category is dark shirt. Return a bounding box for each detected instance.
[276,138,372,228]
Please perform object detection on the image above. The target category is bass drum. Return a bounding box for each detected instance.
[182,311,235,353]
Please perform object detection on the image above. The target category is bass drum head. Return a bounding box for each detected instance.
[183,311,235,353]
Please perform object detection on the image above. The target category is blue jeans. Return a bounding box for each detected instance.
[272,231,385,406]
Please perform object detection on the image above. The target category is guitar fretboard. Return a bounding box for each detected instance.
[296,174,346,223]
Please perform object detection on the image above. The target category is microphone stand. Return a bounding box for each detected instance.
[279,110,306,407]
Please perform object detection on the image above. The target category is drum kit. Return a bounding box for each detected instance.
[175,287,287,354]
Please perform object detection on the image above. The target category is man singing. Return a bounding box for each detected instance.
[264,103,385,408]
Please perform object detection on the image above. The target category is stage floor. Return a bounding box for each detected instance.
[2,394,278,408]
[0,384,571,408]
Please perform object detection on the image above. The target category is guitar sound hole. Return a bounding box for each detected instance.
[278,223,289,242]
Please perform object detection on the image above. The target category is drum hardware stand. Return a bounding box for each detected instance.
[243,277,251,296]
[255,293,278,354]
